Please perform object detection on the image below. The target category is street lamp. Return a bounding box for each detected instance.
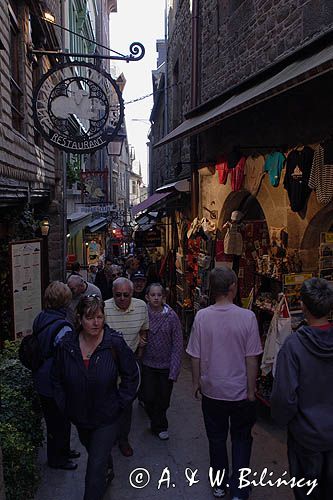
[107,126,127,157]
[39,216,50,236]
[39,216,50,295]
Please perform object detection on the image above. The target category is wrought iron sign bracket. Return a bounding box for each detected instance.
[28,15,145,63]
[28,42,145,63]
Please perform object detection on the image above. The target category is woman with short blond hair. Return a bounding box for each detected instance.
[32,281,78,470]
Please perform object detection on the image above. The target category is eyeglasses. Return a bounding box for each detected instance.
[114,292,131,298]
[111,273,122,278]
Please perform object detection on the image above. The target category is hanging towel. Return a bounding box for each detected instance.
[230,156,246,191]
[309,140,333,205]
[216,158,229,185]
[264,152,285,187]
[244,155,266,196]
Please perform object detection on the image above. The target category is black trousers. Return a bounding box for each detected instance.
[117,403,133,445]
[77,423,118,500]
[202,396,256,499]
[141,365,173,434]
[39,394,71,467]
[288,433,333,500]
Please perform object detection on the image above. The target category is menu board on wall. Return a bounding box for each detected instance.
[10,240,42,339]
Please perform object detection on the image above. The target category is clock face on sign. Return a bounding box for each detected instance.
[33,61,124,154]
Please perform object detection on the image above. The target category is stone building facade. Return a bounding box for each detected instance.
[151,0,333,271]
[0,0,64,280]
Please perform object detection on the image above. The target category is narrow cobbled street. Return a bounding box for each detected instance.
[35,355,293,500]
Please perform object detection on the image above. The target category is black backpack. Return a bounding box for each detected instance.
[19,319,72,371]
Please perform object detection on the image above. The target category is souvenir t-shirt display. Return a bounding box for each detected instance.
[283,146,314,212]
[243,155,266,196]
[264,152,285,187]
[309,140,333,205]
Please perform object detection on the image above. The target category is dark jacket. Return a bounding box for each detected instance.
[271,325,333,451]
[94,270,113,300]
[32,308,73,397]
[51,325,139,429]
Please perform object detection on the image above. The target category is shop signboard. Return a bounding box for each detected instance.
[32,61,124,154]
[135,227,161,247]
[81,170,108,204]
[10,240,42,339]
[320,232,333,244]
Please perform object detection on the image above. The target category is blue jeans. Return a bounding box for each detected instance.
[77,423,118,500]
[202,396,256,499]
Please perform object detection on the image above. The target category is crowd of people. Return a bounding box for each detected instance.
[30,253,182,500]
[25,255,333,500]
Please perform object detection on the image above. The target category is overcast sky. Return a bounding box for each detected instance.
[110,0,166,185]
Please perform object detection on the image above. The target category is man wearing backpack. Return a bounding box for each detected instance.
[31,281,79,470]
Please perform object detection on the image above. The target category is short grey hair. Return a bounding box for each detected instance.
[209,267,237,298]
[112,277,134,292]
[67,275,84,287]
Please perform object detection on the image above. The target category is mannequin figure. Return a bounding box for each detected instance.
[222,211,244,277]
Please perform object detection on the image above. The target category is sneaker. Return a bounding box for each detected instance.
[212,487,226,498]
[158,431,169,440]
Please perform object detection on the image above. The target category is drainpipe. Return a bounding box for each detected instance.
[190,0,199,219]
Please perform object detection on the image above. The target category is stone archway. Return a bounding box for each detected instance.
[218,190,268,228]
[300,203,333,270]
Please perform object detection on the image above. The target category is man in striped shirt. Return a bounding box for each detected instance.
[104,277,149,457]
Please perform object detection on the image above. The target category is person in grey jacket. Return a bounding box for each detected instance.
[271,277,333,500]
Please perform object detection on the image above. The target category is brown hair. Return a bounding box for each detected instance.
[209,267,237,298]
[44,281,72,309]
[146,282,165,295]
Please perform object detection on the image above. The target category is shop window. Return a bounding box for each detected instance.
[8,0,24,134]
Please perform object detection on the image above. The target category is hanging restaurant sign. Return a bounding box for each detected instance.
[32,61,124,154]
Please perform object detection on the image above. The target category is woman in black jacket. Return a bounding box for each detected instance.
[52,295,139,500]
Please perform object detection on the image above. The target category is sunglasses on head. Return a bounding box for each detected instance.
[85,294,102,300]
[114,292,131,298]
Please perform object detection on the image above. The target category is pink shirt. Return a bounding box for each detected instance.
[186,304,262,401]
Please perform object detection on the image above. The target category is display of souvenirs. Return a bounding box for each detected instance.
[283,273,313,311]
[319,234,333,281]
[254,292,278,312]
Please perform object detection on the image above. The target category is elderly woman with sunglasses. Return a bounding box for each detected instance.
[52,295,139,500]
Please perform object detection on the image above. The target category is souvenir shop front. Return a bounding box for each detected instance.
[196,130,333,405]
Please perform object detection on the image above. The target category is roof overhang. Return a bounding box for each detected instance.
[155,178,190,193]
[154,42,333,147]
[132,191,172,218]
[86,217,108,233]
[67,212,92,237]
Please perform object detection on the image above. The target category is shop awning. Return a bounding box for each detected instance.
[86,217,108,233]
[132,191,172,217]
[67,212,92,237]
[154,43,333,147]
[156,178,190,193]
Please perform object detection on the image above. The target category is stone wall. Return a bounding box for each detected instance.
[200,0,333,102]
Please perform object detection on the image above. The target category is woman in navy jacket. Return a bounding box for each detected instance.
[52,295,139,500]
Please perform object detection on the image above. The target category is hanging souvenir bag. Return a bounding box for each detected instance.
[260,294,291,376]
[272,295,291,376]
